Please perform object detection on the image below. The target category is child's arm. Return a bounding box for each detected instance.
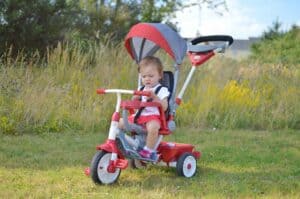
[149,92,168,111]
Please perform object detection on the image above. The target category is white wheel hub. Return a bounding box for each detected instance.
[97,153,120,184]
[182,156,196,177]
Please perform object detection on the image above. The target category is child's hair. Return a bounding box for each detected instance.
[138,56,163,76]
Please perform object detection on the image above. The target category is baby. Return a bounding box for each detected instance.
[120,56,169,161]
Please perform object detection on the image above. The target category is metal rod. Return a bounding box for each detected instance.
[177,66,196,99]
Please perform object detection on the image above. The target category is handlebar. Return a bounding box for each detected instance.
[190,35,233,46]
[188,35,234,53]
[96,88,151,97]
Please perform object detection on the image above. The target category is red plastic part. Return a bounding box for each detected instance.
[84,167,90,176]
[175,98,182,105]
[134,90,151,96]
[188,51,215,67]
[111,112,120,122]
[158,142,195,162]
[96,88,106,94]
[121,100,142,109]
[96,139,118,153]
[193,151,201,159]
[107,159,129,173]
[120,100,172,135]
[125,23,175,61]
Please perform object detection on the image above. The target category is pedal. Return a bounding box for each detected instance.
[115,159,128,169]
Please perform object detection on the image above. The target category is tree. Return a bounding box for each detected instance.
[0,0,83,57]
[251,23,300,65]
[76,0,227,41]
[0,0,227,57]
[261,19,284,40]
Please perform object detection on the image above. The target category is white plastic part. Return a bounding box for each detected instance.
[108,121,119,140]
[182,155,197,178]
[104,89,135,95]
[177,66,196,100]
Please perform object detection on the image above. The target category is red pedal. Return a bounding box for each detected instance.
[115,159,128,169]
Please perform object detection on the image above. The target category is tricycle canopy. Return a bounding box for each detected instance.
[124,23,187,65]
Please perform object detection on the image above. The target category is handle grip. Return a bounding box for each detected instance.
[190,35,233,46]
[96,89,106,94]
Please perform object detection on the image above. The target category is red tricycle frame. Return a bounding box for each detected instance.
[85,23,233,184]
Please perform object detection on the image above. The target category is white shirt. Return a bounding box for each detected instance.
[139,84,170,116]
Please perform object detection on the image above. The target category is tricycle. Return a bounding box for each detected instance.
[85,23,233,184]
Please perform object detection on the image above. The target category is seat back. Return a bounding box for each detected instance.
[159,71,174,120]
[160,71,174,102]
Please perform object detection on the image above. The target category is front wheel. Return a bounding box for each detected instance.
[90,151,121,184]
[176,152,197,178]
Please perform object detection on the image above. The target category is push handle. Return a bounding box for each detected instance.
[188,35,234,54]
[190,35,233,46]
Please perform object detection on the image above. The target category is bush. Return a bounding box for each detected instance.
[251,26,300,65]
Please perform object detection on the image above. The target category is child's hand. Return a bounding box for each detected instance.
[132,95,140,101]
[149,91,159,101]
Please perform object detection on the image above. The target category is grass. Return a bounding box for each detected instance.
[1,128,299,198]
[1,43,300,135]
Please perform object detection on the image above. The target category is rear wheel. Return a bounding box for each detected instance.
[90,151,121,184]
[176,152,197,178]
[129,159,147,169]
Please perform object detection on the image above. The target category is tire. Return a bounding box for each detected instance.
[90,151,121,184]
[176,152,197,178]
[129,159,147,169]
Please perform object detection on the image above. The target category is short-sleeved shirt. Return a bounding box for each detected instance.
[139,83,170,116]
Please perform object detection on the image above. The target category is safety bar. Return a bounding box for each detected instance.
[97,89,151,97]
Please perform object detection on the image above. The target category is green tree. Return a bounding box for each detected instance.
[0,0,83,57]
[262,19,284,40]
[0,0,227,57]
[251,23,300,65]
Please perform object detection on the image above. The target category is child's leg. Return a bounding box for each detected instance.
[118,118,124,129]
[145,120,160,150]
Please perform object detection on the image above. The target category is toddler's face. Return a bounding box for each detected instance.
[140,64,161,88]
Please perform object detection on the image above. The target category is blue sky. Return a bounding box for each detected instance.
[175,0,300,39]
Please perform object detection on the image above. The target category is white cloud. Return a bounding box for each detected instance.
[175,0,266,39]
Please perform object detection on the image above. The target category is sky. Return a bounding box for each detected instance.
[174,0,300,39]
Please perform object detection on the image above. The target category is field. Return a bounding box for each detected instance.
[1,30,300,198]
[1,128,299,198]
[1,43,299,135]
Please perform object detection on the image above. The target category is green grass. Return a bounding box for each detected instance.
[1,129,299,198]
[1,43,300,134]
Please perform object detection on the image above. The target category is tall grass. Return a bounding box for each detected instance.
[0,43,299,134]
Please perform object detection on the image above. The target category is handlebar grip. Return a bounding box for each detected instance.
[191,35,234,46]
[134,90,151,97]
[96,89,106,94]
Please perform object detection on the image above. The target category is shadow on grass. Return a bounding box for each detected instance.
[114,166,298,197]
[0,132,106,170]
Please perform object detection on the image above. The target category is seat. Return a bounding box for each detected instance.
[158,71,175,135]
[160,71,174,100]
[160,71,174,119]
